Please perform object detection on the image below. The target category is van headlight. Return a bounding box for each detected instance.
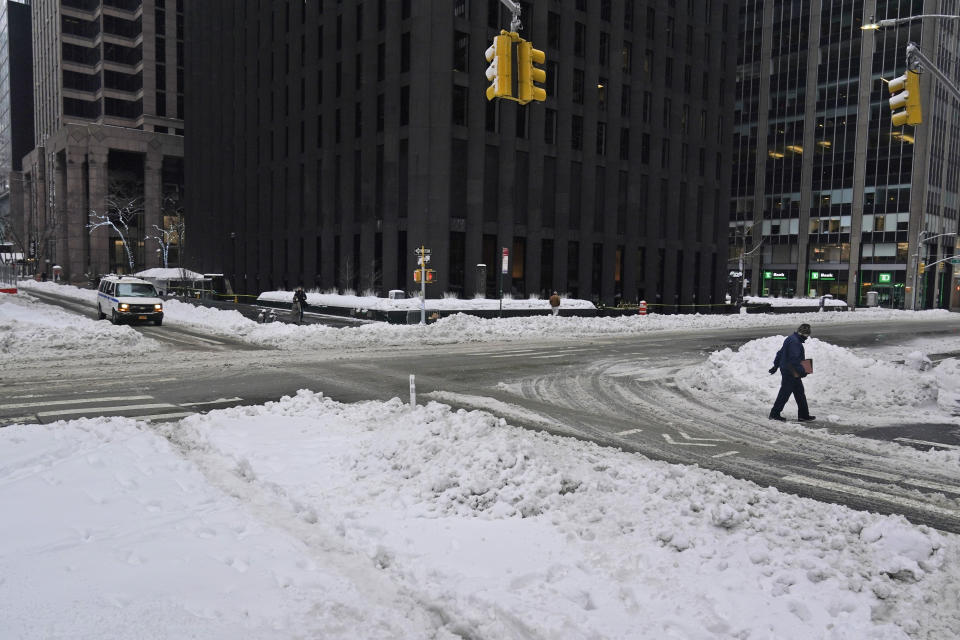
[119,303,130,311]
[154,304,163,311]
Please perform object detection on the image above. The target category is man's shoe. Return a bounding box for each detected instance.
[768,414,786,422]
[797,415,816,422]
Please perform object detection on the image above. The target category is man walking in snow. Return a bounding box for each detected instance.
[292,287,307,324]
[768,323,815,422]
[549,291,561,316]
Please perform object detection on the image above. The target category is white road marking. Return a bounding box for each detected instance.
[782,474,960,519]
[662,434,716,447]
[531,354,565,359]
[677,431,725,442]
[138,412,197,422]
[182,397,243,406]
[711,451,739,458]
[1,416,37,426]
[894,437,960,451]
[36,403,179,417]
[617,428,642,435]
[0,395,153,410]
[903,478,960,495]
[818,464,902,482]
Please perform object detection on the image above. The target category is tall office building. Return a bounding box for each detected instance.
[0,0,34,251]
[21,0,185,282]
[732,0,960,310]
[188,0,736,306]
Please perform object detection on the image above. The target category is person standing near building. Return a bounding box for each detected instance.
[549,291,561,316]
[292,287,307,324]
[768,323,815,422]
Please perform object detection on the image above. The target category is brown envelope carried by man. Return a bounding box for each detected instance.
[801,359,813,374]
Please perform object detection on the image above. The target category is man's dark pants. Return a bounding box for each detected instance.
[771,375,809,418]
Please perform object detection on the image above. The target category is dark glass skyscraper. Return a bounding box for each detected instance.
[732,0,960,310]
[187,0,737,307]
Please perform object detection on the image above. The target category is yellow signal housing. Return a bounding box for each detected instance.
[517,41,547,104]
[888,70,923,127]
[485,33,513,101]
[919,261,925,274]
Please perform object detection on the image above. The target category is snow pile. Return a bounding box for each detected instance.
[2,391,956,638]
[934,358,960,415]
[258,289,597,311]
[0,292,157,359]
[676,336,951,425]
[745,295,848,308]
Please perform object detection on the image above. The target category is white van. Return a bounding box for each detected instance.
[96,275,164,326]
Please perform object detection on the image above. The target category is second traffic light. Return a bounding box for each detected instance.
[517,40,547,104]
[888,70,922,127]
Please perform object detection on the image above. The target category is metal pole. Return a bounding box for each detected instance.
[420,245,426,325]
[498,266,503,317]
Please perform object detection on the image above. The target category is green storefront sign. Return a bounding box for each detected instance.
[877,272,892,284]
[809,271,819,280]
[764,271,787,280]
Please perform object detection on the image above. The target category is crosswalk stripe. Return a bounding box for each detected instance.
[782,474,960,519]
[138,412,196,422]
[1,416,37,426]
[894,437,960,451]
[0,395,153,410]
[182,397,242,406]
[36,403,178,418]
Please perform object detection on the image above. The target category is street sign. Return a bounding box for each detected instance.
[819,271,836,281]
[878,272,892,284]
[415,247,431,255]
[501,248,509,274]
[950,257,960,265]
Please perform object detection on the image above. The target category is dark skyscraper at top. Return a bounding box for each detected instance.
[187,0,736,307]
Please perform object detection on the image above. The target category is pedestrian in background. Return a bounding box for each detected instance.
[292,287,307,324]
[768,323,815,422]
[549,291,561,316]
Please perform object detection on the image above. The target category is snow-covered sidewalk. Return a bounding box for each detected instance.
[1,392,957,639]
[15,279,956,353]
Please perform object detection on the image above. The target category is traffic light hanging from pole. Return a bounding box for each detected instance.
[888,69,922,127]
[485,32,514,101]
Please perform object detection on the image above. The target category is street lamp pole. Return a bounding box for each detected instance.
[914,232,957,310]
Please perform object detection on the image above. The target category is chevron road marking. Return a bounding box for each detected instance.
[711,451,739,458]
[616,428,642,435]
[662,434,716,447]
[677,431,725,442]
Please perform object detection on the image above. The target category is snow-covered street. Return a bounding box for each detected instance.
[1,284,959,638]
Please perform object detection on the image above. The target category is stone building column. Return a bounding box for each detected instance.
[88,148,110,277]
[54,153,69,279]
[144,151,163,268]
[65,147,87,282]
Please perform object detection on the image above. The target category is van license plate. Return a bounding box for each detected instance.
[138,315,147,320]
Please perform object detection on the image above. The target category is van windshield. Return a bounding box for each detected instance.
[116,283,158,297]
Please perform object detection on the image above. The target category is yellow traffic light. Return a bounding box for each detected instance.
[517,41,547,104]
[919,261,925,274]
[485,32,513,101]
[888,70,922,127]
